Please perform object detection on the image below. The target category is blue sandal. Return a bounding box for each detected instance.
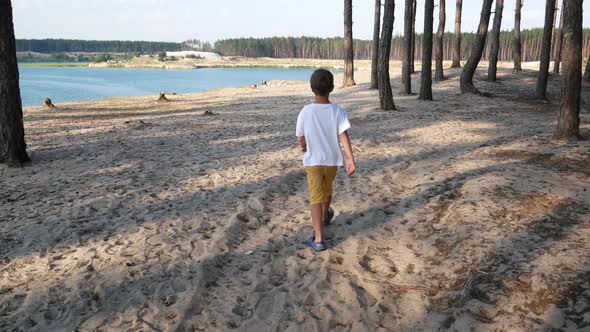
[306,233,327,251]
[323,207,335,226]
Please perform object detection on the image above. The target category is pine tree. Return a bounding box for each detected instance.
[379,0,396,110]
[460,0,494,94]
[553,0,565,74]
[535,0,556,99]
[555,0,582,140]
[419,0,435,100]
[434,0,446,81]
[0,0,30,166]
[410,0,417,73]
[451,0,463,68]
[513,0,523,71]
[401,0,413,94]
[370,0,381,89]
[488,0,504,81]
[343,0,356,87]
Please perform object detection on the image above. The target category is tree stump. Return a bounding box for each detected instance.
[44,98,56,109]
[158,92,169,102]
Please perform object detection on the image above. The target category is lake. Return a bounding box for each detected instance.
[19,66,320,106]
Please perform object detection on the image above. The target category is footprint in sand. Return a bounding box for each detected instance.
[351,283,377,308]
[0,293,26,317]
[358,252,397,278]
[254,295,274,320]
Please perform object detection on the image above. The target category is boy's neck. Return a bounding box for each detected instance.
[314,95,331,104]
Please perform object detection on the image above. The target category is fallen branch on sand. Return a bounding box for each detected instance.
[476,270,530,289]
[202,109,219,116]
[393,285,448,293]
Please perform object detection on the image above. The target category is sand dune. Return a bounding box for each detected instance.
[1,62,589,331]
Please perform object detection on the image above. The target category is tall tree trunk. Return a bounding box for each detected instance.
[555,0,582,140]
[553,0,565,74]
[434,0,446,81]
[460,0,494,94]
[343,0,356,87]
[401,0,413,94]
[584,55,590,81]
[378,0,396,110]
[514,0,523,71]
[487,0,504,82]
[451,0,463,68]
[410,0,417,73]
[550,2,559,60]
[370,0,381,89]
[0,0,29,166]
[535,0,556,99]
[419,0,434,100]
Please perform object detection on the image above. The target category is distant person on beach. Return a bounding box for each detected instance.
[295,69,356,252]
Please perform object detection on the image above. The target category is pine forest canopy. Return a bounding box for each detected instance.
[15,29,590,61]
[214,29,590,61]
[16,39,184,53]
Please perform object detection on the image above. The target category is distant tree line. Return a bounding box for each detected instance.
[213,29,590,61]
[213,37,373,59]
[15,39,183,53]
[182,39,214,52]
[16,30,590,62]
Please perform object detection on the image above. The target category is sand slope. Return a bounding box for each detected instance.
[1,62,589,331]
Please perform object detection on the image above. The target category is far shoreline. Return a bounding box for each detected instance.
[18,62,342,70]
[87,56,371,71]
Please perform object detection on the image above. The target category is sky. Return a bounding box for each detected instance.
[12,0,590,43]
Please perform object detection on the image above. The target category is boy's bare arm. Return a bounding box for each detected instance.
[297,136,307,153]
[339,130,356,176]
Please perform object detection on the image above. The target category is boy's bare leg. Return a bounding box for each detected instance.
[322,195,332,221]
[311,203,324,242]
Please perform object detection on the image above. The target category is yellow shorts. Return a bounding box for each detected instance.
[305,166,338,205]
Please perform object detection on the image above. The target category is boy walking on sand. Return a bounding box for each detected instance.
[295,69,356,252]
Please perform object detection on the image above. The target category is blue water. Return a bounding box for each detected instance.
[19,66,319,106]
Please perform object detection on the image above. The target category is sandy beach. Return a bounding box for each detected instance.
[1,61,589,331]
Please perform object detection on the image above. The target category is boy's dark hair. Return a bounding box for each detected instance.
[310,69,334,96]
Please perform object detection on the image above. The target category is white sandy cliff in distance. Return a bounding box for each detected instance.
[162,51,222,59]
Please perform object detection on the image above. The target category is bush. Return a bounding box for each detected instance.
[185,54,205,59]
[93,53,113,62]
[77,54,91,62]
[158,52,167,61]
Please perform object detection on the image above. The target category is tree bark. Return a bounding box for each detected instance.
[514,0,523,71]
[487,0,504,82]
[535,0,556,99]
[434,0,446,81]
[553,0,565,74]
[378,0,396,110]
[419,0,434,100]
[401,0,413,94]
[410,0,417,73]
[343,0,356,87]
[370,0,381,89]
[451,0,463,68]
[0,0,29,166]
[555,0,582,140]
[460,0,494,94]
[584,55,590,81]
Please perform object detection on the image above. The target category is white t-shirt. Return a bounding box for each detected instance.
[295,103,351,166]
